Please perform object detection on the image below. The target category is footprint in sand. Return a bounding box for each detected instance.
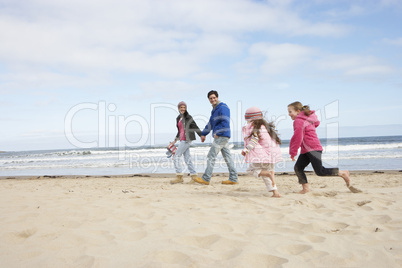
[175,234,247,251]
[237,253,288,267]
[312,191,337,197]
[278,244,313,255]
[327,222,350,233]
[175,234,221,249]
[190,224,234,234]
[122,231,147,241]
[221,248,243,260]
[303,234,326,243]
[298,221,349,233]
[126,220,145,229]
[6,228,37,244]
[357,200,371,206]
[74,255,95,267]
[150,250,192,265]
[301,249,329,260]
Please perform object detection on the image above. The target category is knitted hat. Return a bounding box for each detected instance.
[245,107,263,121]
[177,101,187,109]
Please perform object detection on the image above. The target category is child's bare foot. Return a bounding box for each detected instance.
[348,185,362,193]
[299,183,310,194]
[339,170,362,193]
[339,170,351,187]
[272,190,281,198]
[298,189,310,194]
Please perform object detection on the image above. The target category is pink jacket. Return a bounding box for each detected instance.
[242,122,283,163]
[289,110,323,158]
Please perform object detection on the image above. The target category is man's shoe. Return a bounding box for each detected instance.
[188,174,199,184]
[170,174,183,184]
[194,177,210,185]
[222,180,238,185]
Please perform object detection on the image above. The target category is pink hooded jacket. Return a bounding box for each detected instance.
[289,110,323,158]
[242,122,283,163]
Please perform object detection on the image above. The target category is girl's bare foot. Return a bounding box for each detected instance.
[339,170,362,193]
[298,189,310,194]
[299,183,310,194]
[272,190,281,198]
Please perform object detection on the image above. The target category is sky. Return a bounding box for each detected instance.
[1,0,401,151]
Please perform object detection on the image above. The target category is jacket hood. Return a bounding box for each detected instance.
[296,110,319,124]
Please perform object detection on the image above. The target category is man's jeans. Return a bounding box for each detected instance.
[202,136,238,182]
[173,141,197,175]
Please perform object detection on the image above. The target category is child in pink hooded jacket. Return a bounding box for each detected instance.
[288,101,361,194]
[242,107,282,197]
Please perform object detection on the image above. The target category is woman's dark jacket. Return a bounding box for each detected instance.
[175,111,202,142]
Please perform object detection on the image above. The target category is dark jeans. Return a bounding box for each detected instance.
[294,151,339,184]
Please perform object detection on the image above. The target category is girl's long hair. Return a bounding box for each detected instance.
[288,101,311,116]
[248,119,281,145]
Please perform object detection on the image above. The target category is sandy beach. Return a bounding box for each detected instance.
[0,171,401,267]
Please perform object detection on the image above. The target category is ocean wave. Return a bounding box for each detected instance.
[323,143,402,152]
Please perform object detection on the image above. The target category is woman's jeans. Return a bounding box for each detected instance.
[294,151,339,184]
[174,141,196,175]
[202,136,238,182]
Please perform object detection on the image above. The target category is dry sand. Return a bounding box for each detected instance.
[0,171,401,267]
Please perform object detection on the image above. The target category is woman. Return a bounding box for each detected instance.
[170,101,202,184]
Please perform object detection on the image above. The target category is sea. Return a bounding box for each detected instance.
[0,136,401,176]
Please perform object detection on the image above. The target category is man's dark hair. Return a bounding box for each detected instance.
[207,90,219,99]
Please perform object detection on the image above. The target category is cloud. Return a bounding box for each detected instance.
[239,41,396,81]
[383,37,402,46]
[315,54,396,77]
[240,42,316,75]
[323,4,366,18]
[135,81,205,100]
[380,0,402,8]
[0,0,349,81]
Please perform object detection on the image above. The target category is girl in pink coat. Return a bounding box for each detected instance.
[288,101,361,194]
[242,107,282,197]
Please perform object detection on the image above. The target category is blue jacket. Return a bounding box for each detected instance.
[201,102,231,138]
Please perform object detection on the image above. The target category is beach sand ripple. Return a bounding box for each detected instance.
[0,171,401,267]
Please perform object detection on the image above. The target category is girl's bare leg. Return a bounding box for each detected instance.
[339,170,350,187]
[259,170,281,197]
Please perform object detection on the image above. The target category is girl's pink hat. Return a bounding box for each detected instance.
[177,101,187,109]
[245,107,263,121]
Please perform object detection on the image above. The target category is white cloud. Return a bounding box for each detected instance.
[136,81,204,100]
[324,4,366,18]
[380,0,402,8]
[0,0,349,81]
[383,37,402,46]
[239,41,396,80]
[246,42,316,75]
[315,54,395,77]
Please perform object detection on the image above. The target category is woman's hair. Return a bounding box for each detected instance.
[249,119,281,145]
[288,101,311,116]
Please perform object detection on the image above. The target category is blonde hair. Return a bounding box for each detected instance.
[288,101,311,116]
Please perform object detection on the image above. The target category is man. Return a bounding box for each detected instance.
[193,90,238,185]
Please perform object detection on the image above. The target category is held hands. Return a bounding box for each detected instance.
[200,134,218,143]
